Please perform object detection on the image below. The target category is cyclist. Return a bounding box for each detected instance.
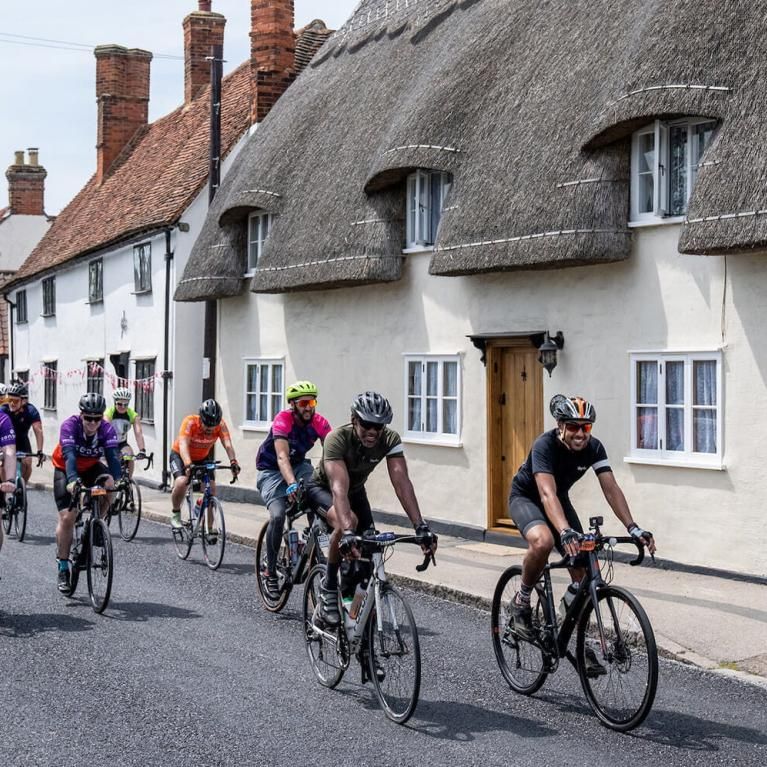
[0,407,17,523]
[306,391,436,627]
[508,394,656,644]
[256,380,332,598]
[168,399,240,529]
[1,381,44,483]
[51,392,121,592]
[104,387,146,478]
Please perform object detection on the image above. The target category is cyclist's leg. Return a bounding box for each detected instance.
[559,498,586,583]
[509,495,555,587]
[87,464,114,519]
[54,469,76,587]
[120,443,135,478]
[257,469,289,574]
[17,435,33,482]
[168,451,188,524]
[21,457,32,483]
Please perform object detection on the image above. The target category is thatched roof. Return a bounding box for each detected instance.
[176,0,767,301]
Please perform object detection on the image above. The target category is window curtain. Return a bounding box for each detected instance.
[694,361,717,453]
[636,362,658,449]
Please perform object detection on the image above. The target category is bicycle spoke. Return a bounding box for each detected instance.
[302,565,345,688]
[118,480,142,541]
[87,519,113,613]
[202,497,226,570]
[255,521,291,612]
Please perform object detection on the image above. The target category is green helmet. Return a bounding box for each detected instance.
[286,380,318,401]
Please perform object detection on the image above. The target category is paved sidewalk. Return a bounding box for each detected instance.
[28,464,767,687]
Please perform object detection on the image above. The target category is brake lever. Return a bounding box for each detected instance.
[415,549,436,572]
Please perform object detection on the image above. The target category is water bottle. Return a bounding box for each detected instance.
[349,581,367,620]
[287,529,299,565]
[342,596,354,631]
[559,581,579,622]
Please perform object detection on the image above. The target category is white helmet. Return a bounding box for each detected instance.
[113,387,132,403]
[0,383,8,397]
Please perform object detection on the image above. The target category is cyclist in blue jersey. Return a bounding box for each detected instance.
[1,381,44,483]
[507,395,655,642]
[256,381,332,598]
[0,409,17,543]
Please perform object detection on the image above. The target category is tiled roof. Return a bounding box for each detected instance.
[294,20,334,72]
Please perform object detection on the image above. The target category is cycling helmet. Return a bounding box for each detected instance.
[0,383,7,397]
[351,391,393,425]
[113,387,132,403]
[79,392,107,415]
[7,381,28,398]
[550,394,596,423]
[286,380,318,401]
[199,398,222,427]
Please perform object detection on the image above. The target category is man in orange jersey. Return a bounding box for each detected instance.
[168,399,240,528]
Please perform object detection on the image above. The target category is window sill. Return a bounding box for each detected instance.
[86,299,104,305]
[240,423,271,433]
[403,435,462,448]
[624,455,725,471]
[40,313,55,318]
[16,320,28,325]
[42,407,57,413]
[243,270,256,278]
[402,245,434,254]
[628,216,685,229]
[131,289,153,296]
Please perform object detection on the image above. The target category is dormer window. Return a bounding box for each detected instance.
[405,170,452,250]
[247,211,272,274]
[630,118,716,223]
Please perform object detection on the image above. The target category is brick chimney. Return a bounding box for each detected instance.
[250,0,295,124]
[94,45,152,184]
[183,1,226,105]
[5,148,47,215]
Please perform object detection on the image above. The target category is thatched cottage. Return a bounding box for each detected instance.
[177,0,767,577]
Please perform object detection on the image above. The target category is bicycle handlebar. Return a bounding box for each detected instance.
[345,531,438,572]
[15,451,47,468]
[550,532,648,569]
[186,460,240,485]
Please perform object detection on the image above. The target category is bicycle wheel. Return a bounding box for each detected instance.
[87,518,113,613]
[201,497,226,570]
[65,527,83,597]
[368,584,421,724]
[303,565,346,688]
[576,585,658,731]
[118,479,142,542]
[172,492,195,560]
[1,497,11,536]
[491,565,550,695]
[13,477,27,542]
[255,521,291,612]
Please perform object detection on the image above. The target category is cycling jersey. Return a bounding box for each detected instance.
[104,405,138,445]
[511,428,611,503]
[0,403,40,448]
[256,409,331,471]
[0,411,17,449]
[51,415,121,482]
[172,415,231,462]
[313,423,404,493]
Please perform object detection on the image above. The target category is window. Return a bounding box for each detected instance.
[42,277,56,316]
[133,243,152,293]
[86,359,104,395]
[405,170,452,248]
[631,118,717,222]
[43,361,57,410]
[629,352,722,467]
[16,290,27,323]
[15,370,29,383]
[244,359,284,426]
[88,259,103,303]
[134,359,155,422]
[404,355,461,444]
[246,211,272,273]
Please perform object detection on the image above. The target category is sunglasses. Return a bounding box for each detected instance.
[295,398,317,408]
[82,415,103,424]
[115,400,129,406]
[357,418,384,432]
[564,422,592,434]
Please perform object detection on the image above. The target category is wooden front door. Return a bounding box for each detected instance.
[487,340,543,531]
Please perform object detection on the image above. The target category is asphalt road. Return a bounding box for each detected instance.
[1,490,765,767]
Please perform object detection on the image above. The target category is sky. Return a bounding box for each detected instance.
[1,1,360,215]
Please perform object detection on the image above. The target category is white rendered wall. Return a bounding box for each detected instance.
[0,214,51,271]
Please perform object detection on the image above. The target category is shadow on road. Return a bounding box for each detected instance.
[6,532,53,547]
[105,601,202,623]
[0,611,94,637]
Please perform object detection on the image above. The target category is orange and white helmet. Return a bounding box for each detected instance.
[550,394,596,423]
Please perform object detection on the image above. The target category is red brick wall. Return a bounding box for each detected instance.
[6,165,46,216]
[183,9,226,105]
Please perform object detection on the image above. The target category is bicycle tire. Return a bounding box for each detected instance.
[576,585,658,731]
[87,518,113,613]
[255,521,291,612]
[201,497,226,570]
[65,524,84,597]
[1,498,11,536]
[14,477,27,542]
[303,564,346,689]
[172,492,195,560]
[368,583,421,724]
[491,565,550,695]
[118,479,142,542]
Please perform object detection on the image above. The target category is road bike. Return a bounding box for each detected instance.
[171,461,237,570]
[1,451,45,543]
[303,530,436,724]
[255,483,330,612]
[108,451,153,542]
[491,515,658,731]
[61,482,115,614]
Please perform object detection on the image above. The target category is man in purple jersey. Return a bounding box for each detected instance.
[256,380,331,598]
[1,381,44,483]
[0,409,17,554]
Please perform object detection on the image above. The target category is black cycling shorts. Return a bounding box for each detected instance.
[53,463,111,511]
[508,494,584,557]
[303,479,374,533]
[169,450,186,480]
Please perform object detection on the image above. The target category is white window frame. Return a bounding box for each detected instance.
[405,170,452,250]
[242,357,284,430]
[245,211,272,275]
[626,350,723,470]
[402,354,462,447]
[41,276,56,317]
[133,242,152,294]
[630,118,717,224]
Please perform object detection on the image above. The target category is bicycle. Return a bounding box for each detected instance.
[303,529,437,724]
[171,461,237,570]
[1,451,45,543]
[109,451,153,542]
[255,483,330,611]
[491,515,658,731]
[61,482,115,614]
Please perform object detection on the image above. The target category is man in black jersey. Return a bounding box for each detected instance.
[508,395,655,643]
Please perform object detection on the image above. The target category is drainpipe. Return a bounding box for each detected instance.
[3,295,15,381]
[160,228,174,490]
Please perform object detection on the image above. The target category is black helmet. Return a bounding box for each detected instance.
[351,391,393,425]
[8,381,28,398]
[550,394,596,423]
[199,398,222,427]
[79,392,107,415]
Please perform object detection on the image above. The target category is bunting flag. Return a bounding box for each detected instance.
[28,363,167,393]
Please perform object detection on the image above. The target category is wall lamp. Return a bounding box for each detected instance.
[538,331,565,376]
